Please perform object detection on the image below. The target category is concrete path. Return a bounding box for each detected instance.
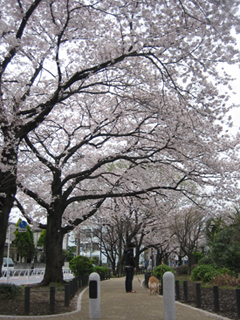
[0,274,231,320]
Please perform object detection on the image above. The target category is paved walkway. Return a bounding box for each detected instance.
[1,274,231,320]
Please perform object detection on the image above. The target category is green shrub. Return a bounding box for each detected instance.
[91,256,99,266]
[153,264,175,280]
[175,264,188,276]
[191,264,217,283]
[0,283,21,299]
[191,264,235,284]
[69,255,94,277]
[217,267,234,276]
[93,266,108,278]
[198,256,215,266]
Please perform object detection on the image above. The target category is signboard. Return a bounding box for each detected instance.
[19,220,27,228]
[18,220,27,232]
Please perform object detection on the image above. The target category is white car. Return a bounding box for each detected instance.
[2,257,14,276]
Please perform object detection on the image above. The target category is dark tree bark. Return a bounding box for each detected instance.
[0,130,18,276]
[41,210,64,285]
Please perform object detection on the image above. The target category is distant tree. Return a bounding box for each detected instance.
[37,229,46,249]
[91,256,99,266]
[207,208,240,273]
[210,226,240,273]
[170,208,205,275]
[36,229,46,262]
[205,217,225,244]
[14,220,35,262]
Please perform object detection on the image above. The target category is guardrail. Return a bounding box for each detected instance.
[1,267,72,279]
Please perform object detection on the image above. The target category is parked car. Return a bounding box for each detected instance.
[2,257,14,276]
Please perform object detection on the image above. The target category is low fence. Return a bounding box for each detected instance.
[23,271,111,315]
[1,267,72,279]
[23,275,89,315]
[24,274,110,315]
[144,273,240,318]
[175,280,240,318]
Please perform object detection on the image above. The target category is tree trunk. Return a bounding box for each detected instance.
[41,211,64,285]
[110,260,117,275]
[0,180,16,276]
[156,249,163,266]
[0,140,18,276]
[188,254,192,275]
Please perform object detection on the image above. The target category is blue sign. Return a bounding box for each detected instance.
[19,220,27,229]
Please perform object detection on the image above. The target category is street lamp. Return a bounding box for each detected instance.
[98,222,110,266]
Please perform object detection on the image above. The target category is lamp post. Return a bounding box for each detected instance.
[99,225,102,266]
[98,221,110,266]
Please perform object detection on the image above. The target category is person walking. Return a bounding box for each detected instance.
[124,242,137,293]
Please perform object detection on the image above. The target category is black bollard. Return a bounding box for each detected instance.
[145,272,151,288]
[236,288,240,318]
[175,280,180,300]
[50,286,55,313]
[196,283,202,308]
[183,281,188,302]
[160,277,163,295]
[65,284,70,307]
[82,274,88,287]
[213,285,220,312]
[69,280,73,298]
[24,286,30,315]
[73,278,77,295]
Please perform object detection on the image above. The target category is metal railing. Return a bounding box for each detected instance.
[0,267,72,282]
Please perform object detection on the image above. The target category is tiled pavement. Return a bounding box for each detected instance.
[0,275,231,320]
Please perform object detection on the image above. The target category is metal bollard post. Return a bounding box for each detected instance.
[65,284,70,307]
[236,288,240,318]
[24,287,30,315]
[73,277,77,295]
[196,283,202,308]
[160,277,163,295]
[183,281,188,302]
[163,272,175,320]
[50,286,55,313]
[83,274,88,286]
[89,272,100,319]
[145,272,151,288]
[175,280,180,300]
[70,280,74,297]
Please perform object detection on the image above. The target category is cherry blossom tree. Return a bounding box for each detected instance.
[170,207,206,274]
[80,196,170,273]
[1,0,240,279]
